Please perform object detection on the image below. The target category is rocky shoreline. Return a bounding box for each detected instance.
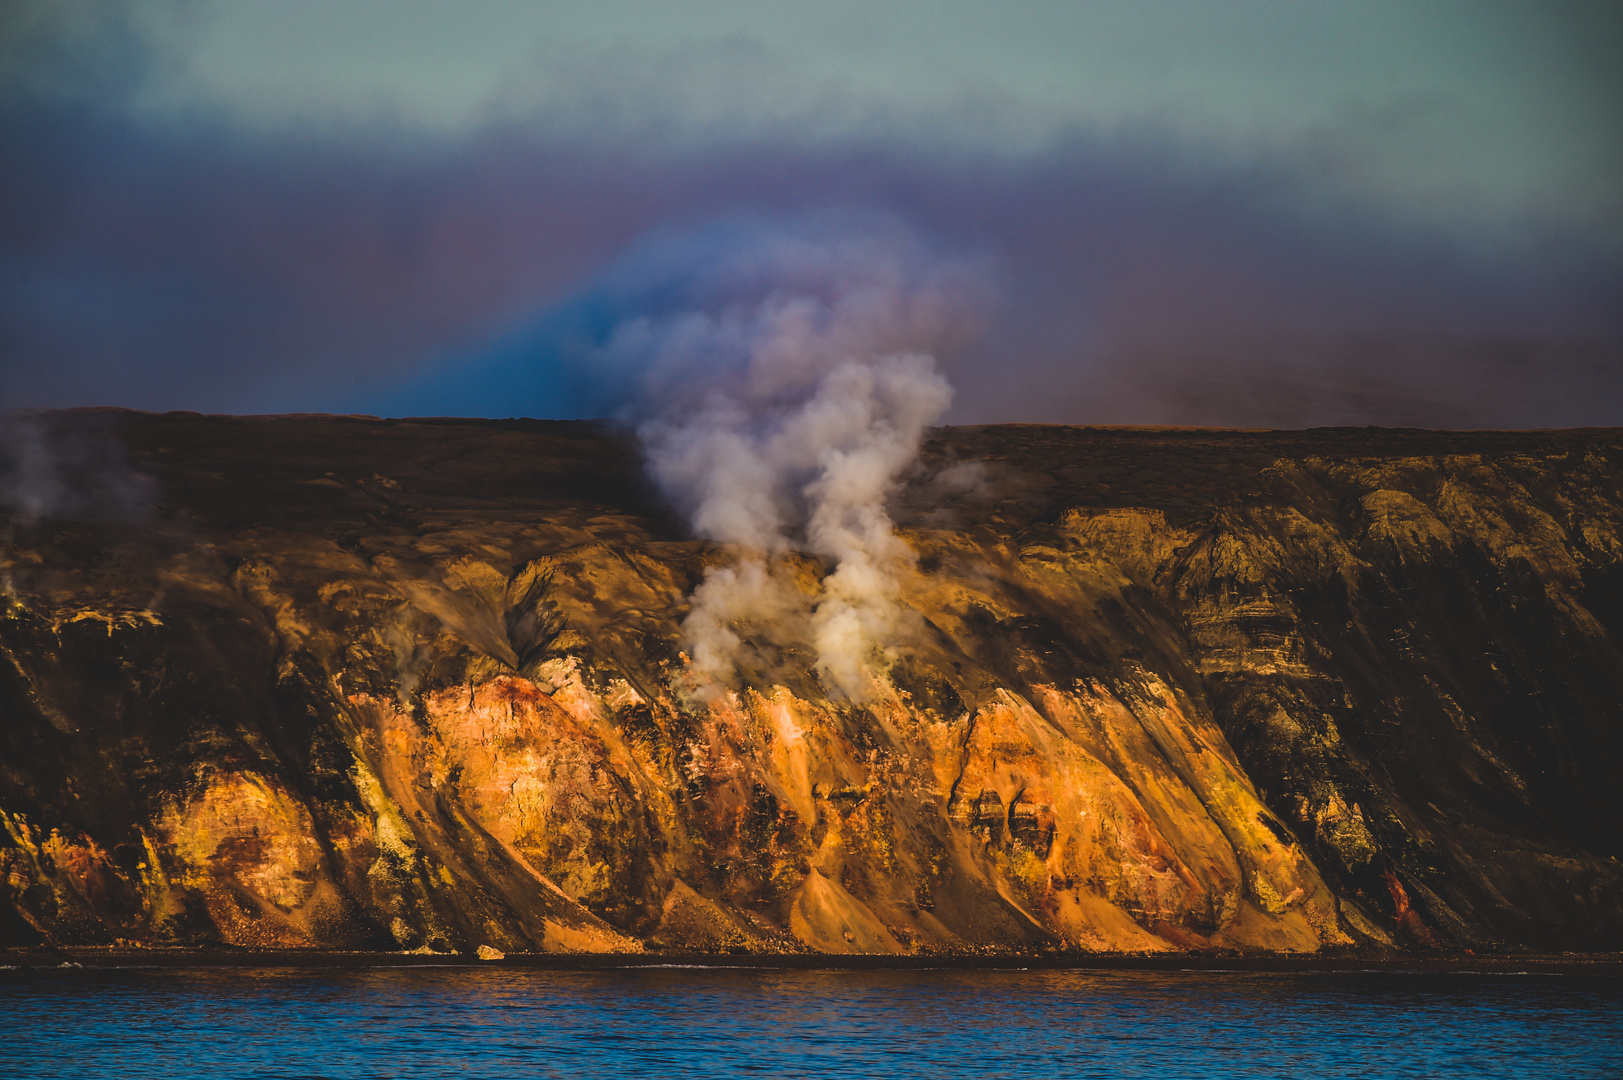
[6,947,1623,977]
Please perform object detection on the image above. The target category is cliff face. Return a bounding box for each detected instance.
[3,412,1621,954]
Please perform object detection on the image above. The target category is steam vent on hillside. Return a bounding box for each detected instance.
[3,411,1621,956]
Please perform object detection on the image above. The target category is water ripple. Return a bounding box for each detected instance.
[1,967,1619,1078]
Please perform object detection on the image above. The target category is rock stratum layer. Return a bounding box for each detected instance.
[3,412,1621,955]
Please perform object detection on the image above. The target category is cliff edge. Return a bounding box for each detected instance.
[3,412,1620,954]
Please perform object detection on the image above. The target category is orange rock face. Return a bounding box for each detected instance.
[2,414,1621,953]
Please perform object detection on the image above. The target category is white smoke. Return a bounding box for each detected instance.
[551,215,985,699]
[645,352,953,697]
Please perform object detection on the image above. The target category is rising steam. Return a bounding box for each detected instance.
[543,215,984,698]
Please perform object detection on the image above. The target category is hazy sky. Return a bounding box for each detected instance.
[3,0,1620,425]
[77,0,1623,226]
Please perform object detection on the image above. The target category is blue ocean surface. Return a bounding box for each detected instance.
[2,964,1620,1078]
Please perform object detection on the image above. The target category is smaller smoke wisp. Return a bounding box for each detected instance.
[0,412,155,526]
[546,215,985,699]
[0,414,70,525]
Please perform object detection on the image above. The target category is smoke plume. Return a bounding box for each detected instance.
[536,216,982,698]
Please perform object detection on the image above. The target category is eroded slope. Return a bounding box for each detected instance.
[2,413,1620,953]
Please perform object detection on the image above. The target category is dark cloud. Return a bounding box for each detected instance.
[2,7,1619,427]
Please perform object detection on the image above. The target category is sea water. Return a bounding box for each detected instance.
[2,965,1620,1078]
